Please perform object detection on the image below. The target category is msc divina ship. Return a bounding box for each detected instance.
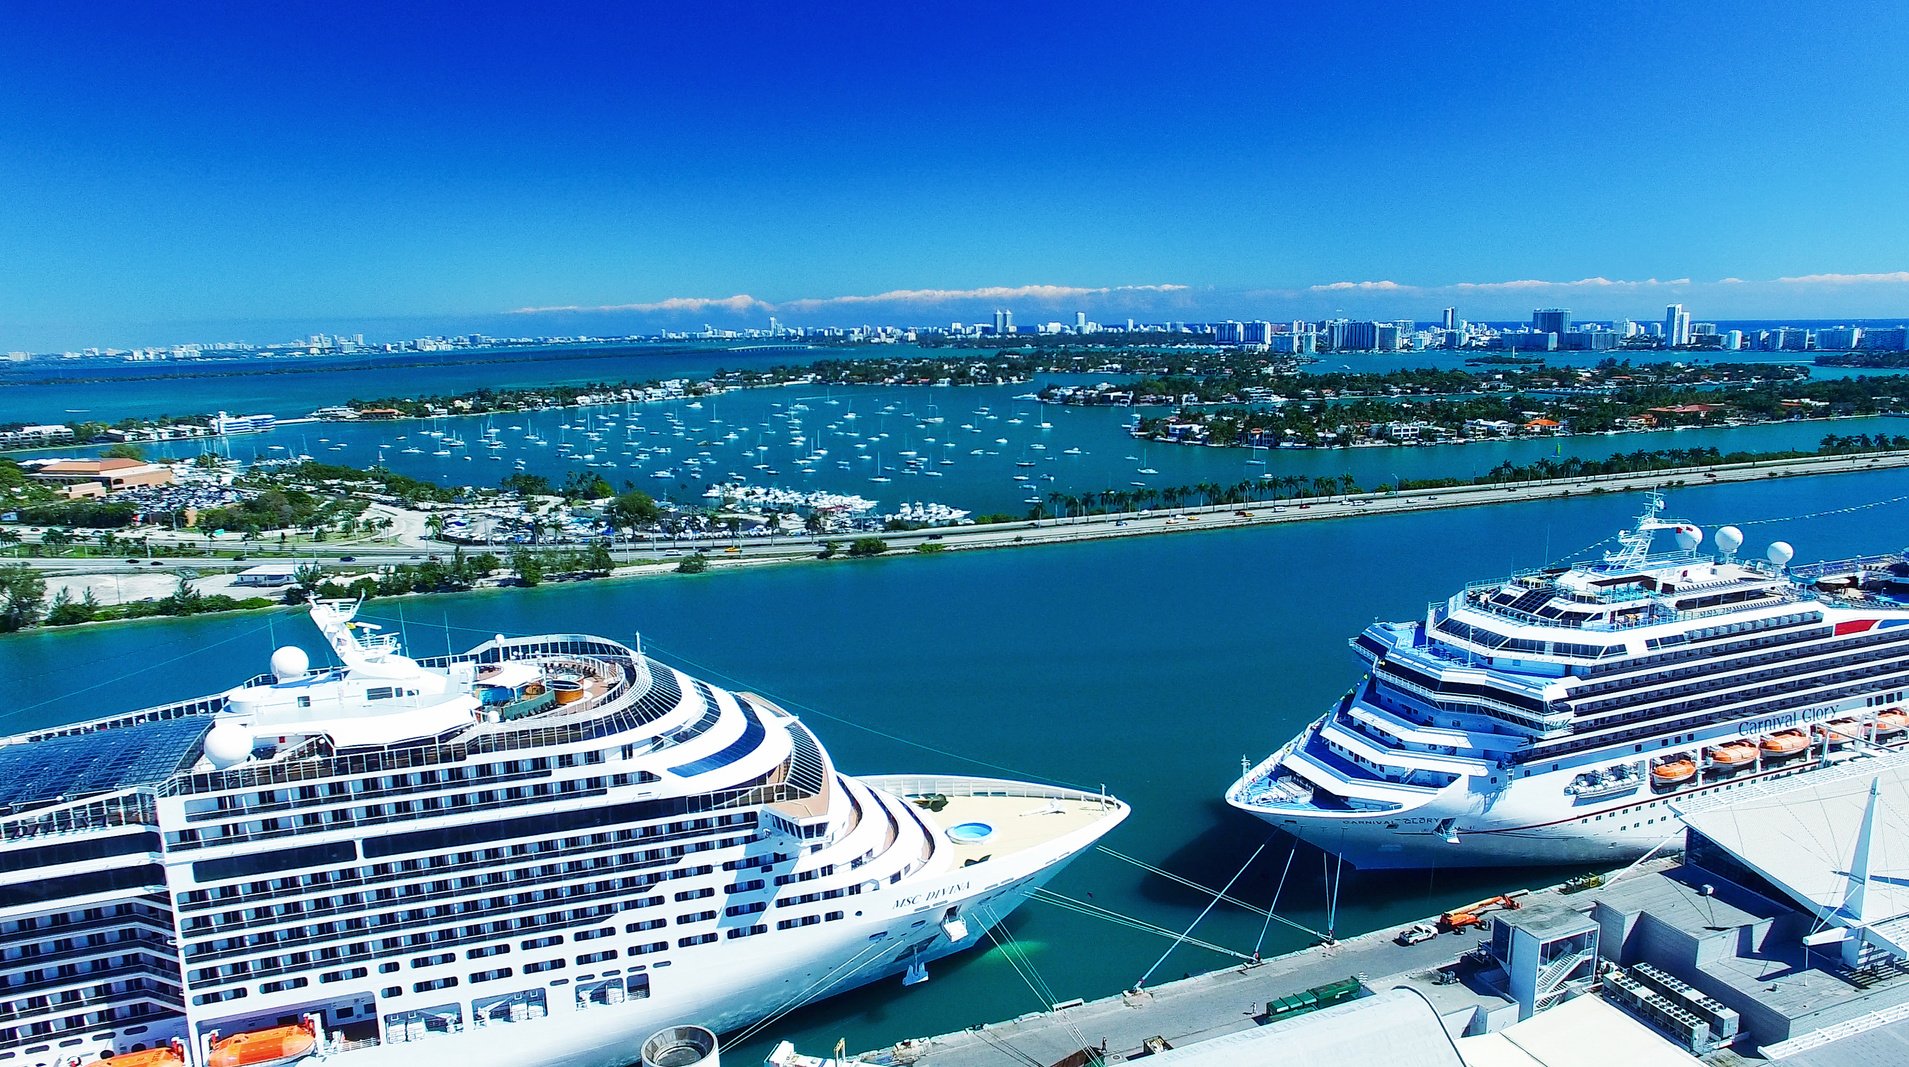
[1230,492,1909,869]
[0,600,1127,1067]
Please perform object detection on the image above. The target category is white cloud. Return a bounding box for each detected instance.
[1314,276,1689,295]
[781,283,1188,310]
[509,294,772,315]
[1309,280,1405,292]
[509,283,1187,317]
[1774,271,1909,286]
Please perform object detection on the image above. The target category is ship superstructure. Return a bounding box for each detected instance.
[1229,493,1909,869]
[0,601,1126,1067]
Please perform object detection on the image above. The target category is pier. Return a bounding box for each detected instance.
[844,864,1660,1067]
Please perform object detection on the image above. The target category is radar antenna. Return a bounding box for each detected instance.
[1601,491,1699,570]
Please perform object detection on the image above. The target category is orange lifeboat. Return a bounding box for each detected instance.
[1651,756,1697,788]
[1706,741,1760,768]
[84,1042,185,1067]
[1816,719,1862,747]
[1873,708,1909,736]
[1760,729,1810,757]
[207,1019,317,1067]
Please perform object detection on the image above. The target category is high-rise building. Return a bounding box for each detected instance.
[1532,308,1572,339]
[1075,311,1087,333]
[1664,304,1691,347]
[1861,326,1908,351]
[993,309,1015,335]
[1442,307,1457,331]
[1815,326,1863,351]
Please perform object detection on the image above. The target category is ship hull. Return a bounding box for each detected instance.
[323,819,1101,1067]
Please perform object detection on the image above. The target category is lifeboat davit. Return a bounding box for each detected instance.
[1816,719,1862,747]
[1706,741,1759,768]
[1651,757,1697,787]
[83,1042,185,1067]
[1760,729,1810,756]
[207,1019,317,1067]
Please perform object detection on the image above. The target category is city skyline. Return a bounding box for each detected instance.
[4,3,1908,351]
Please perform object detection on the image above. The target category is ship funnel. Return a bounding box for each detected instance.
[643,1026,719,1067]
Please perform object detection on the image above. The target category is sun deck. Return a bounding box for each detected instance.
[864,776,1125,866]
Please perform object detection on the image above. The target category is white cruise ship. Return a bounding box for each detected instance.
[0,600,1126,1067]
[1229,493,1909,869]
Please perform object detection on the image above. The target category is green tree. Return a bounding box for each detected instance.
[101,442,147,461]
[586,542,614,575]
[675,553,710,574]
[845,536,888,558]
[604,489,661,536]
[510,548,545,586]
[0,564,47,631]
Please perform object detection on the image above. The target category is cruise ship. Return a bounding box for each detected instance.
[1229,493,1909,869]
[0,601,1127,1067]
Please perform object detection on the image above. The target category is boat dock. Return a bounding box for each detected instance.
[848,863,1669,1067]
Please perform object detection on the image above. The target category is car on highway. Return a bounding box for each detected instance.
[339,556,357,562]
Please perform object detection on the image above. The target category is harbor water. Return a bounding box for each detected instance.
[4,468,1909,1058]
[47,374,1909,517]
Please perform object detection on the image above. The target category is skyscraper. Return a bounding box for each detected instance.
[1664,304,1691,347]
[993,309,1014,335]
[1442,307,1457,331]
[1532,308,1571,338]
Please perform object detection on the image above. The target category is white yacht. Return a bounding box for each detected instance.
[1229,493,1909,869]
[0,601,1127,1067]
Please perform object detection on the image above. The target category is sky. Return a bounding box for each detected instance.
[3,1,1909,351]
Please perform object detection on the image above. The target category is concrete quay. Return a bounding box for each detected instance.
[847,864,1677,1067]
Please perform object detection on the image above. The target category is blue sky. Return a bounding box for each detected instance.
[3,1,1908,350]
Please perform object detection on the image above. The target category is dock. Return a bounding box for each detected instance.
[848,864,1668,1067]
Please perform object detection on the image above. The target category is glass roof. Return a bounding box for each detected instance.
[0,716,210,811]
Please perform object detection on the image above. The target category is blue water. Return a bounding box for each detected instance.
[5,469,1908,1057]
[4,339,1891,429]
[51,375,1909,516]
[0,343,823,423]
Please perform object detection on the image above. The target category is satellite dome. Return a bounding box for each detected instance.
[1715,526,1744,556]
[1768,541,1795,567]
[270,645,310,682]
[1673,525,1703,551]
[203,719,254,770]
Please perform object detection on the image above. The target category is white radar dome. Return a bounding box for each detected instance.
[1715,526,1744,556]
[1674,525,1703,551]
[203,719,254,770]
[270,645,310,681]
[1768,541,1795,567]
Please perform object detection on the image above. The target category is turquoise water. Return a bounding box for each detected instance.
[79,376,1909,516]
[0,343,818,422]
[5,470,1909,1056]
[5,340,1887,431]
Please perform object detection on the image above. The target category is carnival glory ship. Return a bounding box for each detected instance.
[1229,493,1909,869]
[0,601,1126,1067]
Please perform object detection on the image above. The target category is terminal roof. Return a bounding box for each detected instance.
[0,716,209,812]
[1680,757,1909,923]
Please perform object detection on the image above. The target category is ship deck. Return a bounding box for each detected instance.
[864,776,1124,866]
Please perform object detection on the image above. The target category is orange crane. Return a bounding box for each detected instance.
[1436,890,1530,933]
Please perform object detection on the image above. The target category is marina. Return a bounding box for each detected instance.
[41,374,1909,518]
